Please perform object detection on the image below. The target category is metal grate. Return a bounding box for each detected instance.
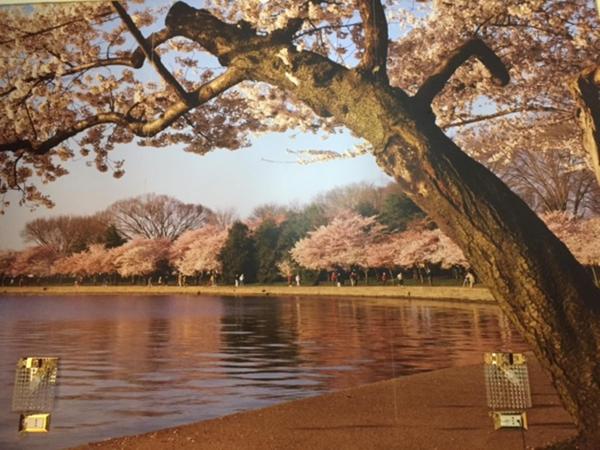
[484,352,531,410]
[12,357,58,412]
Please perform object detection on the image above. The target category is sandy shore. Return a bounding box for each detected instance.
[73,356,574,450]
[0,284,495,302]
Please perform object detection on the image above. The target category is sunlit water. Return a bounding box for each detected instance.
[0,295,528,449]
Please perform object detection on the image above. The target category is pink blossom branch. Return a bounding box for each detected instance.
[0,27,174,100]
[0,10,115,46]
[0,67,245,154]
[415,38,509,106]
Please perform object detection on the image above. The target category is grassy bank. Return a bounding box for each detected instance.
[0,284,495,302]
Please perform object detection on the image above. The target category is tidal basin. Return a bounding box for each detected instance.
[0,295,528,449]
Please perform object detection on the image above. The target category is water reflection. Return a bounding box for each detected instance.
[0,295,527,450]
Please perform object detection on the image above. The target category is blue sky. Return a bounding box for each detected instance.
[0,130,391,250]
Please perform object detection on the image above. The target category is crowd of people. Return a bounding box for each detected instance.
[280,265,478,288]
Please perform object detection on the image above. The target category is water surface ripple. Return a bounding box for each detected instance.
[0,295,527,449]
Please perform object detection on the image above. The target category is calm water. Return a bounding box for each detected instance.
[0,295,528,449]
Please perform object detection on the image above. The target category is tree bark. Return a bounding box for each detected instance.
[570,66,600,187]
[164,3,600,441]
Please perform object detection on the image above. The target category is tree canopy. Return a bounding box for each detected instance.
[1,1,597,209]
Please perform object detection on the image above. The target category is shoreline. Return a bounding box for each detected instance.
[0,284,495,303]
[74,356,574,450]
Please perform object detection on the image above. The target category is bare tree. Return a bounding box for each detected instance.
[500,148,597,216]
[313,182,386,219]
[108,194,212,240]
[22,213,109,254]
[248,203,290,224]
[209,208,239,229]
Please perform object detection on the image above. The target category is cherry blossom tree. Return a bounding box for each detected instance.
[114,238,171,281]
[365,236,399,269]
[0,1,599,442]
[543,212,600,268]
[52,243,119,282]
[52,252,86,279]
[79,243,115,278]
[170,224,228,278]
[424,229,469,269]
[10,245,59,280]
[0,250,17,284]
[291,212,387,278]
[276,258,295,284]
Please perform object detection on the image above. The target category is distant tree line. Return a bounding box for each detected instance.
[1,183,599,287]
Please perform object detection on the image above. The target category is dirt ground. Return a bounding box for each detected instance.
[75,356,575,450]
[1,283,495,302]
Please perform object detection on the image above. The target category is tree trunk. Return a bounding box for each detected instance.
[168,3,600,443]
[569,66,600,187]
[380,119,600,444]
[264,54,600,445]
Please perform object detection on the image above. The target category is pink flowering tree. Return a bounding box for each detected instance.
[10,245,59,281]
[0,251,17,284]
[276,259,295,284]
[424,230,468,269]
[51,244,119,284]
[291,212,388,280]
[386,227,467,282]
[365,236,399,270]
[115,238,171,283]
[543,212,600,285]
[52,252,87,280]
[81,244,116,278]
[170,225,228,282]
[393,228,438,269]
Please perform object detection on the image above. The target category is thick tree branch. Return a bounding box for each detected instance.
[415,38,509,106]
[569,65,600,186]
[112,1,190,104]
[165,3,265,65]
[0,67,245,154]
[356,0,388,81]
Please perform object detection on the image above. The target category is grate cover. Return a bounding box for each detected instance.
[484,352,531,410]
[12,357,58,412]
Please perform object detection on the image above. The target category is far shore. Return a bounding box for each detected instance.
[0,284,495,303]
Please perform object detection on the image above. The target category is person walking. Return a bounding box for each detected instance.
[425,266,432,285]
[350,270,358,286]
[239,273,245,286]
[295,273,301,286]
[396,271,404,286]
[464,270,475,288]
